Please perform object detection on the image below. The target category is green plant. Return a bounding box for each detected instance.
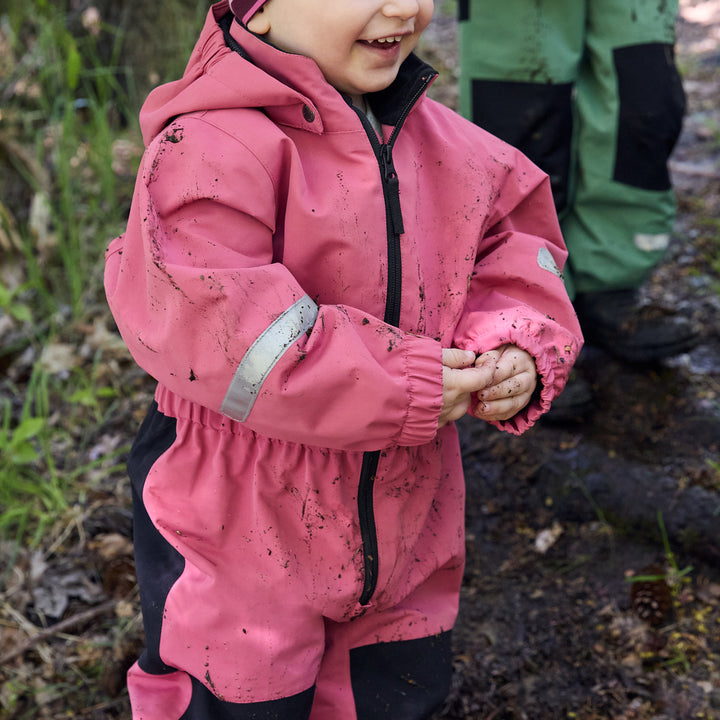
[68,350,120,424]
[2,1,136,317]
[625,511,693,592]
[0,3,145,551]
[657,510,693,587]
[0,365,69,546]
[662,646,692,673]
[0,279,33,323]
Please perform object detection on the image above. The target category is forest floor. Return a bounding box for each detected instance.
[1,1,719,719]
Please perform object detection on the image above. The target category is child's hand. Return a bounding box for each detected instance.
[471,345,537,422]
[439,348,496,428]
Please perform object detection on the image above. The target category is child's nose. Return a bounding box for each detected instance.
[382,0,421,20]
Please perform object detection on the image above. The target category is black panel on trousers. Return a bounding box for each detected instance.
[613,42,685,191]
[457,0,469,22]
[470,79,574,212]
[350,632,453,720]
[180,678,315,720]
[127,401,184,676]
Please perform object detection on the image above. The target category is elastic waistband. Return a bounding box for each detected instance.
[155,384,244,435]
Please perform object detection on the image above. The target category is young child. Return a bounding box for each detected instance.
[104,1,582,718]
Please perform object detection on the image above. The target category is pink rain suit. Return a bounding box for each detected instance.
[104,3,583,718]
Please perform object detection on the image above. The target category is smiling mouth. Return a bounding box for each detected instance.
[363,35,403,48]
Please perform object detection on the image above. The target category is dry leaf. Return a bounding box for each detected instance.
[533,521,563,554]
[39,342,77,376]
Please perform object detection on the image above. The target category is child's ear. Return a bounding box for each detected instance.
[247,9,271,35]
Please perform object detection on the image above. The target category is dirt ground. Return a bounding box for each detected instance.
[1,2,719,719]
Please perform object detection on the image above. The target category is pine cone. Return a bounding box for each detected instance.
[630,564,673,626]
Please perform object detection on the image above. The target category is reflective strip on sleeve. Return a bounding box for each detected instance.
[537,247,563,278]
[220,295,318,421]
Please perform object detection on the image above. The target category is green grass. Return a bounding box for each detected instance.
[0,2,142,547]
[2,1,134,315]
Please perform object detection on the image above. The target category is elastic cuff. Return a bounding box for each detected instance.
[396,335,443,447]
[462,320,580,436]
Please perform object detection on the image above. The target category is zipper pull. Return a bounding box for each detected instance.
[380,145,405,236]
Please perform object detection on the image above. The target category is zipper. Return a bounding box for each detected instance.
[353,71,436,606]
[357,451,381,605]
[379,143,404,326]
[219,18,438,606]
[357,72,434,325]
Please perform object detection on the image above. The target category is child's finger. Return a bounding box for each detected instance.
[474,347,503,371]
[475,346,520,385]
[477,371,534,402]
[442,347,477,369]
[484,350,532,384]
[472,389,534,422]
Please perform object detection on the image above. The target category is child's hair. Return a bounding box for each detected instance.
[230,0,268,25]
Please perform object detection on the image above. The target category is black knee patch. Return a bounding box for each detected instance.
[457,0,469,22]
[178,678,314,720]
[613,42,686,191]
[350,632,453,720]
[470,79,574,212]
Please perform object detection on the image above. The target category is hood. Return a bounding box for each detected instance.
[139,1,437,147]
[139,2,323,145]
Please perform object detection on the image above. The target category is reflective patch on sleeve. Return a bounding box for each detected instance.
[220,295,318,421]
[634,233,670,252]
[537,247,563,278]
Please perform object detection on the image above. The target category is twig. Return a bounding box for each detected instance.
[44,502,95,559]
[0,598,118,666]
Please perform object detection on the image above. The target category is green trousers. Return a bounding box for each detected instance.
[458,0,685,296]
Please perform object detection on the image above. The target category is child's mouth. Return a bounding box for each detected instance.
[363,36,403,49]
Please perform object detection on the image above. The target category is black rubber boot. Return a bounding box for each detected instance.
[574,289,700,364]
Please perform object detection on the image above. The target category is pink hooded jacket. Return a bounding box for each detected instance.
[106,3,581,445]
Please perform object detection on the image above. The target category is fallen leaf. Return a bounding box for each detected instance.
[39,342,77,376]
[533,521,563,554]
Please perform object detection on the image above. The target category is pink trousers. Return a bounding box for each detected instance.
[126,395,465,719]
